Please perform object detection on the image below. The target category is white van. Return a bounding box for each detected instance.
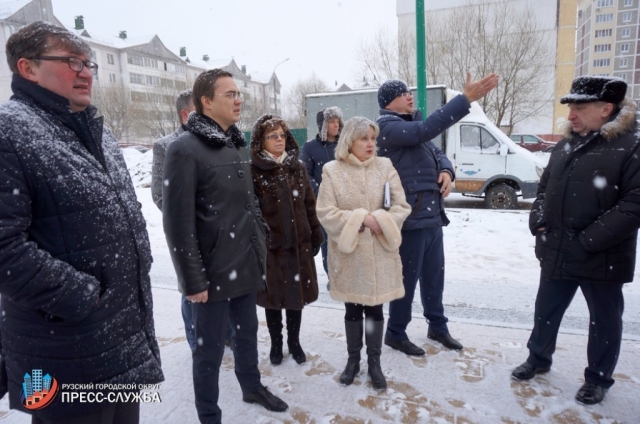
[306,86,545,209]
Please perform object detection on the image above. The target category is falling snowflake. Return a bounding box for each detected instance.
[229,270,237,280]
[593,176,607,189]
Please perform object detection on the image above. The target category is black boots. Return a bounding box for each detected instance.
[286,310,306,364]
[366,319,387,390]
[265,309,284,365]
[340,320,363,385]
[265,309,305,365]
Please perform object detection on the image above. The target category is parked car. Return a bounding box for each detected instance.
[509,134,556,152]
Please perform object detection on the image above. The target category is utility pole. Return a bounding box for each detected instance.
[416,0,427,116]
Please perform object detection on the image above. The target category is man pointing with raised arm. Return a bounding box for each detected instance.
[377,72,499,356]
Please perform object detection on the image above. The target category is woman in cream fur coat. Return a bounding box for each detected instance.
[316,116,410,390]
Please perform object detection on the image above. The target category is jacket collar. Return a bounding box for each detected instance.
[345,153,376,167]
[563,98,638,141]
[186,113,246,148]
[379,108,423,122]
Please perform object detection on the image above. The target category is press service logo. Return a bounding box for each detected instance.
[21,369,59,410]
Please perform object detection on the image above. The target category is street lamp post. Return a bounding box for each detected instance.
[272,58,289,115]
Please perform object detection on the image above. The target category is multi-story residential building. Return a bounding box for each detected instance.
[396,0,577,137]
[575,0,639,103]
[0,0,282,142]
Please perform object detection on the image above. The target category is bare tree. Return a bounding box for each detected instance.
[285,73,329,128]
[355,1,553,131]
[92,82,137,141]
[426,0,555,131]
[239,94,269,131]
[354,26,416,87]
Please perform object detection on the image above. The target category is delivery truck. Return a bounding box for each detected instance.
[305,86,545,209]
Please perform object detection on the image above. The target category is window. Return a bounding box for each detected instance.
[624,0,633,6]
[107,54,114,65]
[616,73,628,81]
[622,28,631,37]
[127,54,143,66]
[593,73,610,76]
[109,73,116,83]
[595,29,612,37]
[620,57,629,67]
[145,75,160,86]
[621,43,630,53]
[460,126,500,154]
[129,72,144,84]
[90,50,96,60]
[175,64,185,74]
[623,12,632,22]
[131,91,146,102]
[160,78,174,88]
[596,13,613,23]
[143,57,157,68]
[593,58,611,67]
[594,44,611,52]
[597,0,614,6]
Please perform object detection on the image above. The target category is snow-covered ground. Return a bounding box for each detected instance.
[1,148,639,423]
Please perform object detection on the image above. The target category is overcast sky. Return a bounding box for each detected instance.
[51,0,399,94]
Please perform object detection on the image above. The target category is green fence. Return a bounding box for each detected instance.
[243,128,308,148]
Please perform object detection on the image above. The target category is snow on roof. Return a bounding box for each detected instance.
[0,0,31,19]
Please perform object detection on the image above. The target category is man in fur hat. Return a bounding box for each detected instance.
[300,106,344,289]
[511,76,640,405]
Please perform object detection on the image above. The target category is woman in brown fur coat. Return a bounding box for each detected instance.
[250,115,324,366]
[316,117,411,390]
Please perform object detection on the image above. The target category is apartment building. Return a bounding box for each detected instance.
[575,0,639,102]
[0,0,282,140]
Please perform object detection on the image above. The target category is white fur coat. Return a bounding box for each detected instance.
[316,154,411,306]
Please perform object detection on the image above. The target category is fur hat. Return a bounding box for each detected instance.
[377,79,409,109]
[560,76,628,105]
[317,106,344,141]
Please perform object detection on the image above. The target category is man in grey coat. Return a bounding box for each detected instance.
[151,90,196,351]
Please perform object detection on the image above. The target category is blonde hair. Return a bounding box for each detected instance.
[334,116,379,161]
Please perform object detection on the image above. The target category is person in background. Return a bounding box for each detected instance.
[316,117,410,390]
[151,90,199,351]
[162,69,288,423]
[300,106,344,290]
[376,73,498,355]
[249,114,323,366]
[511,76,640,405]
[0,21,163,423]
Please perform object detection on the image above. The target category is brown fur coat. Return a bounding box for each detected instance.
[250,115,324,310]
[316,154,410,306]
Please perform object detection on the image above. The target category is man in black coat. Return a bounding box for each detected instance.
[162,69,288,423]
[512,76,640,405]
[0,22,163,423]
[300,106,343,287]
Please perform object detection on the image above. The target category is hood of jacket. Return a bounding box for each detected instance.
[186,112,246,148]
[250,114,301,171]
[316,106,344,141]
[563,97,638,141]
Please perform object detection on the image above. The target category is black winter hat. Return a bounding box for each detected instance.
[560,76,627,105]
[378,79,409,109]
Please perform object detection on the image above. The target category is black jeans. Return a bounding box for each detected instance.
[192,293,262,424]
[526,277,624,388]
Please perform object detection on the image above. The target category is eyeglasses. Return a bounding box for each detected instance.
[35,56,99,75]
[215,91,244,101]
[400,91,413,98]
[265,133,286,142]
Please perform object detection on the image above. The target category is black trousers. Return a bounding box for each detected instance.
[192,293,262,424]
[31,401,139,424]
[526,277,624,388]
